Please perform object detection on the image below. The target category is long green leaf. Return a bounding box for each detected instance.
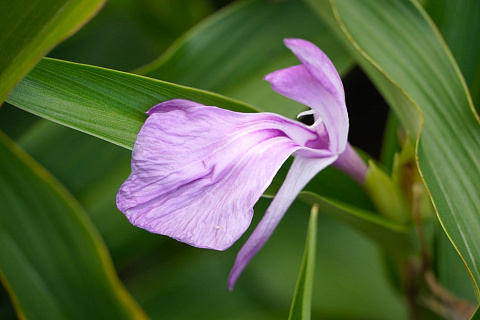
[298,192,412,254]
[138,0,352,118]
[0,131,146,319]
[16,121,158,267]
[0,0,105,104]
[307,0,480,293]
[425,0,480,109]
[6,58,257,149]
[288,205,318,320]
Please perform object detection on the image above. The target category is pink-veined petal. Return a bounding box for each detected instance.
[228,155,337,289]
[117,99,332,251]
[264,39,349,154]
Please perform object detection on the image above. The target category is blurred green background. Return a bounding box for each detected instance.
[1,0,478,319]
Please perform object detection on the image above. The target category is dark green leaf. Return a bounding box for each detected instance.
[0,0,105,103]
[425,0,480,109]
[0,131,146,319]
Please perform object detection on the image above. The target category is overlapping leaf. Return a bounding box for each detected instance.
[307,0,480,294]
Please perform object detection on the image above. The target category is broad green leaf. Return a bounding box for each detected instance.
[425,0,480,109]
[0,131,146,319]
[437,227,477,304]
[307,0,480,293]
[138,0,352,118]
[16,121,158,267]
[0,0,106,104]
[288,205,318,320]
[6,57,257,150]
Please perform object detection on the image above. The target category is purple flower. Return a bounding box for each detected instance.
[116,39,367,289]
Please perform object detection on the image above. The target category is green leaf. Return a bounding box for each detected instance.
[0,131,146,319]
[307,0,480,294]
[137,0,352,118]
[471,304,480,320]
[0,0,106,104]
[425,0,480,109]
[288,204,318,320]
[6,57,257,150]
[298,192,413,254]
[16,121,158,267]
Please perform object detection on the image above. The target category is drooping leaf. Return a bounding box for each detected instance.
[0,0,106,104]
[6,58,257,150]
[307,0,480,294]
[0,131,146,319]
[288,205,318,320]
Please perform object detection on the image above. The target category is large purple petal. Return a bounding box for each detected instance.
[228,155,337,289]
[264,39,349,154]
[117,99,332,251]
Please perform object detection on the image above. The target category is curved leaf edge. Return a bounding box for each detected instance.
[328,0,480,294]
[0,131,148,319]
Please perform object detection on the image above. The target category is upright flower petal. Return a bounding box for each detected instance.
[117,99,331,251]
[228,155,337,289]
[265,39,349,154]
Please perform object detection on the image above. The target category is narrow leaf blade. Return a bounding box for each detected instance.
[288,204,318,320]
[6,58,257,149]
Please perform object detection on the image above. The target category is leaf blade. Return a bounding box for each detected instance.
[307,0,480,292]
[6,58,257,149]
[0,131,146,319]
[0,0,106,103]
[288,204,318,320]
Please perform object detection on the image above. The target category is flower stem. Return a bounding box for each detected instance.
[332,143,368,185]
